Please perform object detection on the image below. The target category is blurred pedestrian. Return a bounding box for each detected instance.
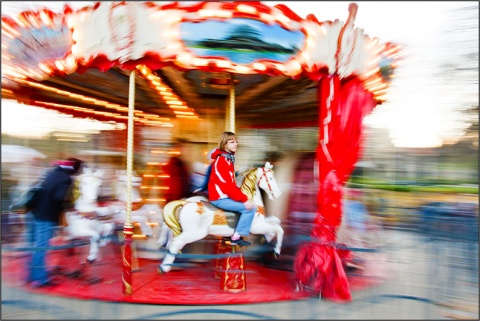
[163,140,191,203]
[208,132,256,247]
[27,157,84,288]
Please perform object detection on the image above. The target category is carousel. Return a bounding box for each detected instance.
[1,1,401,304]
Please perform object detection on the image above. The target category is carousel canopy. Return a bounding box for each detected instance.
[1,1,400,127]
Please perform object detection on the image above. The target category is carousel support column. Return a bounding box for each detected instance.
[225,74,236,133]
[214,238,229,279]
[122,70,136,296]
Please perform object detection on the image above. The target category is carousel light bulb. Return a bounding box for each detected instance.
[66,15,75,29]
[39,10,51,26]
[11,15,27,28]
[285,60,302,76]
[271,10,290,27]
[216,60,231,69]
[17,14,31,28]
[304,38,315,52]
[64,55,77,69]
[259,13,274,23]
[27,13,41,29]
[176,53,193,66]
[234,65,251,74]
[71,44,78,55]
[2,23,20,38]
[54,60,65,71]
[236,4,257,15]
[71,30,79,42]
[193,58,207,67]
[38,63,52,74]
[300,51,311,63]
[252,62,266,71]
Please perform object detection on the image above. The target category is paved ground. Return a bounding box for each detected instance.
[2,229,478,320]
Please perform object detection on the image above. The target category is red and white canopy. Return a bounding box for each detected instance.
[2,1,400,104]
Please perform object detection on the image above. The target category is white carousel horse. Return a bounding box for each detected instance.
[114,169,143,203]
[111,170,163,236]
[159,161,284,273]
[64,167,116,262]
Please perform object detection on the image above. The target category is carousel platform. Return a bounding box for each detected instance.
[1,235,390,305]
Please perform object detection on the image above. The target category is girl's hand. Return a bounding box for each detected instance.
[243,200,254,210]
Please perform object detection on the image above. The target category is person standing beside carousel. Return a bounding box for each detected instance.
[208,131,255,247]
[27,157,84,288]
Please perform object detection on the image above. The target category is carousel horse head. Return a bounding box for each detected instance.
[115,170,143,203]
[253,161,282,200]
[75,167,105,208]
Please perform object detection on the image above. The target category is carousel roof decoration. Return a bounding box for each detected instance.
[136,65,198,119]
[8,77,174,126]
[1,1,401,123]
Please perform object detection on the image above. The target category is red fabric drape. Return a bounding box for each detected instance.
[315,76,375,231]
[294,75,375,302]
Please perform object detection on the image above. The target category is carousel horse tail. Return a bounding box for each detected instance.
[162,200,187,238]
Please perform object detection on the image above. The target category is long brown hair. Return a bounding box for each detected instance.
[218,131,237,152]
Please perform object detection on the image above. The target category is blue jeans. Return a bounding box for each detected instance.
[211,198,256,237]
[28,219,57,284]
[23,211,35,245]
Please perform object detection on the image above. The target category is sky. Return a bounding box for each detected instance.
[1,1,478,148]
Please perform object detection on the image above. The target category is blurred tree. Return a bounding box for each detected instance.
[460,104,479,144]
[439,4,478,88]
[438,4,478,171]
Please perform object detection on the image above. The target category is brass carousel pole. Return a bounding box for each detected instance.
[220,73,247,292]
[122,70,136,295]
[226,74,236,133]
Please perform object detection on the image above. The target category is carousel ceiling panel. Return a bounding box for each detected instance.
[5,65,320,126]
[154,66,319,126]
[40,68,174,117]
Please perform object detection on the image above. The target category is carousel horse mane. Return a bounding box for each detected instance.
[240,168,257,200]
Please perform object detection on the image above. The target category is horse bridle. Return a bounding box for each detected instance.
[259,167,274,195]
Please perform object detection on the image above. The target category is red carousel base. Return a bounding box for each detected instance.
[2,239,391,305]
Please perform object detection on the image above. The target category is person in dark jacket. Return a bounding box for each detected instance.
[27,157,83,288]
